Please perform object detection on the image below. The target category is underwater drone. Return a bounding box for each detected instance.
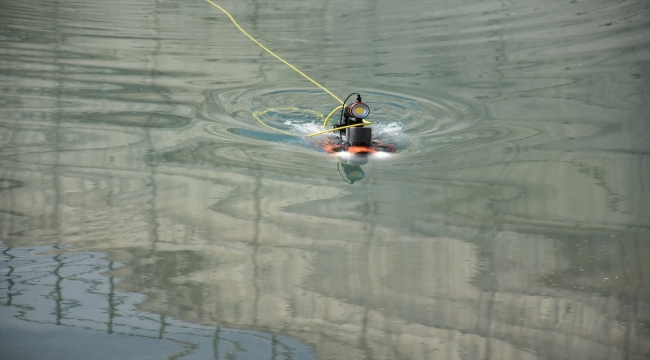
[335,93,372,148]
[321,93,396,184]
[205,1,395,184]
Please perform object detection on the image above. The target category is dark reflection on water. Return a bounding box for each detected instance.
[1,0,649,359]
[0,245,314,360]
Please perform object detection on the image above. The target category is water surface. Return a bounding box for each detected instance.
[1,0,649,359]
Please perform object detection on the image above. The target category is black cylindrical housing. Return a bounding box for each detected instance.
[347,127,372,146]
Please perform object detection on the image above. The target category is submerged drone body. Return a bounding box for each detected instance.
[318,93,396,184]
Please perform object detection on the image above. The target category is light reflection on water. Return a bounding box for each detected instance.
[1,0,649,359]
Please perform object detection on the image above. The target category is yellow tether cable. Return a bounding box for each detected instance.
[308,120,374,137]
[252,107,372,138]
[322,106,343,127]
[252,108,303,136]
[206,0,343,104]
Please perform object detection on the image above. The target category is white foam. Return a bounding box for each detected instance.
[282,119,405,140]
[283,120,326,136]
[375,122,404,136]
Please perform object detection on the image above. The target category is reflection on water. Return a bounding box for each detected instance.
[0,245,313,359]
[1,0,649,359]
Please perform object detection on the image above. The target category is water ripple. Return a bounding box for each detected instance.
[208,86,485,158]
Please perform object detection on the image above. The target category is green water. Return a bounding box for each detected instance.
[1,0,648,359]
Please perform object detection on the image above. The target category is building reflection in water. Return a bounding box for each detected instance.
[0,91,648,359]
[0,153,648,359]
[0,0,648,358]
[0,245,315,360]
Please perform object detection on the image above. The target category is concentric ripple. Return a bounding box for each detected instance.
[207,87,485,156]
